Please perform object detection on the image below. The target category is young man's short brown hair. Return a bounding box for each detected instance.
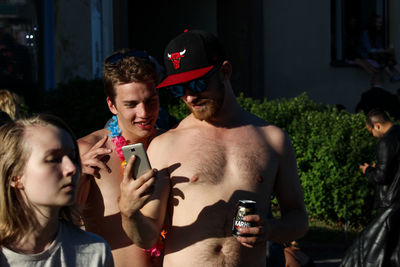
[103,49,158,104]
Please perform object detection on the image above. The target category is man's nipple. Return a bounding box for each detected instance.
[257,175,264,183]
[190,174,200,183]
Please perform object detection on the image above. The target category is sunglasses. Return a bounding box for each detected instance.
[167,66,219,98]
[105,50,149,64]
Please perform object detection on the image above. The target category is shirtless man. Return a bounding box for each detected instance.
[78,49,160,267]
[119,30,309,266]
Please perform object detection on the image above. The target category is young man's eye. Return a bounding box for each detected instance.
[125,103,137,108]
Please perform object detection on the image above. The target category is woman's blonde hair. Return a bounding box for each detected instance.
[0,114,82,246]
[0,89,22,120]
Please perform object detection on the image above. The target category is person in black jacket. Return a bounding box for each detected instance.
[341,108,400,267]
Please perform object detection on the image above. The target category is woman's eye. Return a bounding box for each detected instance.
[47,157,62,163]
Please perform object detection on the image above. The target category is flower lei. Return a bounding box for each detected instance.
[107,115,166,257]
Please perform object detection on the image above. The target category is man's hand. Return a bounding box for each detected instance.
[119,155,157,218]
[81,136,112,178]
[360,162,370,174]
[235,214,266,248]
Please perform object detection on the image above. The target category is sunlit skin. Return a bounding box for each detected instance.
[20,125,79,211]
[77,80,160,267]
[180,72,225,121]
[10,125,79,254]
[108,81,160,143]
[119,61,308,267]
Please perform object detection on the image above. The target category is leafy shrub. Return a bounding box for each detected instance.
[233,93,376,227]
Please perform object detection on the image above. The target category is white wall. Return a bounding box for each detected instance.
[263,0,400,113]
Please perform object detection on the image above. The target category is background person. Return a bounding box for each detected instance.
[0,114,113,267]
[77,49,161,267]
[355,73,400,120]
[119,29,308,267]
[357,14,400,82]
[0,89,24,120]
[341,109,400,266]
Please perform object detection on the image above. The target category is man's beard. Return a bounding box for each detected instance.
[186,88,225,121]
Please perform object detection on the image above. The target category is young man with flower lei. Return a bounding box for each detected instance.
[77,49,167,267]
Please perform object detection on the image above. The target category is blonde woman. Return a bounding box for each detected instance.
[0,89,22,120]
[0,114,114,266]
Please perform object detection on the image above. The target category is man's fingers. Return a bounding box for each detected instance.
[244,214,261,222]
[84,147,112,159]
[123,155,136,182]
[93,135,108,149]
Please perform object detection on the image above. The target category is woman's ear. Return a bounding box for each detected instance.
[219,60,232,81]
[10,176,24,189]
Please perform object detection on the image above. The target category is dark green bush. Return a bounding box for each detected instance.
[234,93,376,227]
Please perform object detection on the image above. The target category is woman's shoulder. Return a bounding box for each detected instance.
[60,221,110,249]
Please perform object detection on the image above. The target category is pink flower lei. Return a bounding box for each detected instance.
[107,115,166,257]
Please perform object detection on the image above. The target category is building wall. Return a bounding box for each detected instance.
[54,0,92,84]
[263,0,400,113]
[127,0,217,65]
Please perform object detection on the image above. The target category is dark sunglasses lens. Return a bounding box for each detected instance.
[169,85,184,98]
[192,79,207,93]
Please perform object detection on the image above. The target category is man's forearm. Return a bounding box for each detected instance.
[121,211,161,249]
[265,208,308,243]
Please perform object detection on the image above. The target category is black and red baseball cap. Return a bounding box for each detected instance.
[157,30,227,89]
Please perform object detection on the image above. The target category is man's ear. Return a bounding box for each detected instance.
[10,176,24,189]
[107,97,118,115]
[219,60,232,81]
[374,122,382,131]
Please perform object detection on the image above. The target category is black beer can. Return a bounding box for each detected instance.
[232,200,257,237]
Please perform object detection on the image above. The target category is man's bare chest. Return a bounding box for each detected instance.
[167,133,278,189]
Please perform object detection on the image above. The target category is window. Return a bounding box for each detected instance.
[0,0,38,95]
[331,0,389,66]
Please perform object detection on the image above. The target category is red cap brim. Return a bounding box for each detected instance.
[157,65,214,88]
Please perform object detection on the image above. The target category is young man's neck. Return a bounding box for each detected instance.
[121,128,157,149]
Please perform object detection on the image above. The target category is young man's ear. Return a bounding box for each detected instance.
[107,97,118,115]
[219,60,232,81]
[10,176,24,189]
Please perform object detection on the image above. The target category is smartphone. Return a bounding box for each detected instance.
[121,143,152,179]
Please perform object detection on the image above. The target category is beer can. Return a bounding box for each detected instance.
[232,200,257,237]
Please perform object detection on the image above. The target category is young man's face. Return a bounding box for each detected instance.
[108,81,159,141]
[181,70,225,121]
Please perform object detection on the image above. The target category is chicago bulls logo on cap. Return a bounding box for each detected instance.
[167,49,186,69]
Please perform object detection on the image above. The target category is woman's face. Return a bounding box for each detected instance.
[18,125,79,209]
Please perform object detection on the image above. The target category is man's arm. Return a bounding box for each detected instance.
[119,137,170,249]
[365,140,394,185]
[237,130,308,247]
[265,132,308,242]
